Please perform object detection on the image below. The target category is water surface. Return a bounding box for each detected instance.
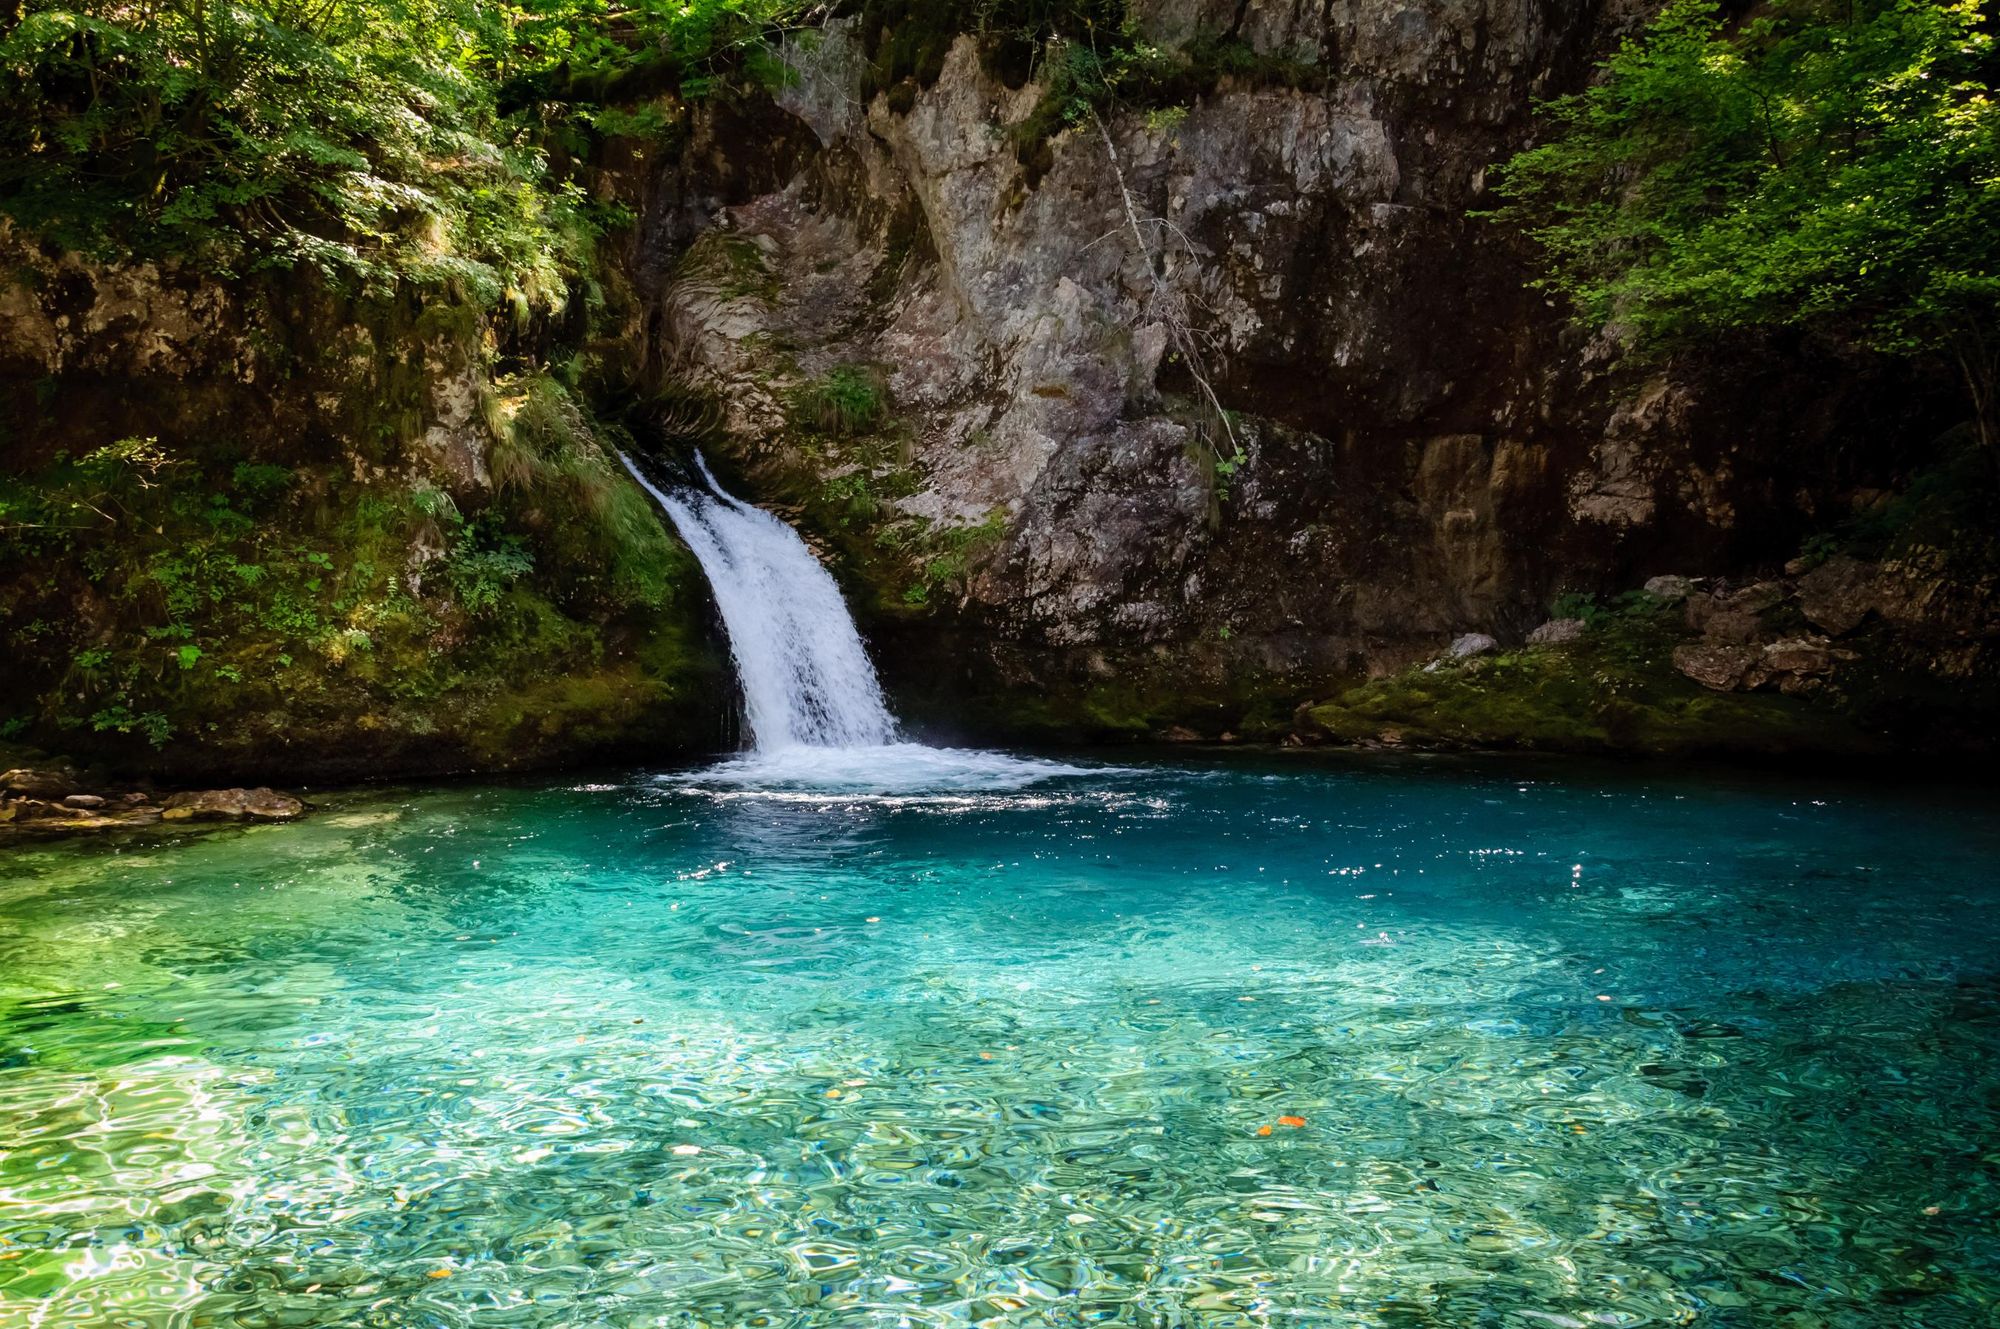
[2,751,1997,1327]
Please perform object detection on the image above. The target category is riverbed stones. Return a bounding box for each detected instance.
[1755,636,1841,693]
[1686,584,1783,643]
[5,781,308,837]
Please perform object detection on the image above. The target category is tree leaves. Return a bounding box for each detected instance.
[1488,0,2000,444]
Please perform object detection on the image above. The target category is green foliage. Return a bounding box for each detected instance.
[852,2,1317,172]
[444,522,534,615]
[1489,0,2000,446]
[486,373,699,610]
[1793,431,2000,573]
[898,510,1006,607]
[790,365,889,438]
[1209,444,1246,502]
[0,1,804,303]
[0,415,716,758]
[493,0,799,97]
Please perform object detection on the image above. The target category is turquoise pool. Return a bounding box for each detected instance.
[1,751,1996,1326]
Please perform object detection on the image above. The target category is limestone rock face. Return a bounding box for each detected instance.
[639,5,1947,729]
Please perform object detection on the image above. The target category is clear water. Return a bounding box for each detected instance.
[3,751,1998,1328]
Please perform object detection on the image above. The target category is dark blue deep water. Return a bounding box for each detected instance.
[2,751,1997,1327]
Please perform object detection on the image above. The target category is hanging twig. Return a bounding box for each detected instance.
[1089,108,1241,481]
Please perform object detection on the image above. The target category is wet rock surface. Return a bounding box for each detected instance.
[161,787,307,822]
[1,763,308,837]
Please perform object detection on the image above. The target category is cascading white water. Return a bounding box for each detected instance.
[620,449,1111,794]
[618,451,897,750]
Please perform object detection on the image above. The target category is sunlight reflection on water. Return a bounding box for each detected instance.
[0,753,1996,1327]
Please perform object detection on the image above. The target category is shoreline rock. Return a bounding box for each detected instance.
[2,767,307,838]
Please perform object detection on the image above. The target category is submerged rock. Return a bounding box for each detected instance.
[2,795,162,831]
[160,787,306,822]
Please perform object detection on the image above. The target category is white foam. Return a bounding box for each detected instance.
[662,743,1116,797]
[620,452,896,750]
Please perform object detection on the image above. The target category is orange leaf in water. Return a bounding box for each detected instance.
[427,1269,452,1279]
[1255,1125,1273,1137]
[1278,1116,1307,1128]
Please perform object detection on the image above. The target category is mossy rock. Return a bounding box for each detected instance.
[1304,644,1879,759]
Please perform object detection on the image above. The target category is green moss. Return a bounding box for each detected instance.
[1305,642,1873,759]
[710,236,783,302]
[0,374,726,774]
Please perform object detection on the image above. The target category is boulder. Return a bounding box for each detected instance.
[1,767,79,799]
[1527,618,1586,646]
[62,794,106,808]
[1796,556,1882,636]
[1643,574,1694,602]
[1673,642,1761,692]
[1726,581,1788,614]
[1748,636,1842,693]
[1686,582,1785,643]
[1448,633,1499,659]
[1158,725,1201,743]
[160,787,305,822]
[1759,636,1838,676]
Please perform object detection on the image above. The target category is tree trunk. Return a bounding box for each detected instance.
[1948,322,1999,481]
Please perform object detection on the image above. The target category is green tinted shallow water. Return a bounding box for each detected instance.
[2,751,1998,1329]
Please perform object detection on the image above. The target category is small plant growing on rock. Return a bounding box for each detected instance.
[791,366,890,438]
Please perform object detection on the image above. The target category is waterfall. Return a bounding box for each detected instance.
[617,451,898,751]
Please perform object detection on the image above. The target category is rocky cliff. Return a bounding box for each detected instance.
[2,0,1992,774]
[620,0,1991,750]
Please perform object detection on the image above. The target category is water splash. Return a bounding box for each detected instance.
[619,451,896,750]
